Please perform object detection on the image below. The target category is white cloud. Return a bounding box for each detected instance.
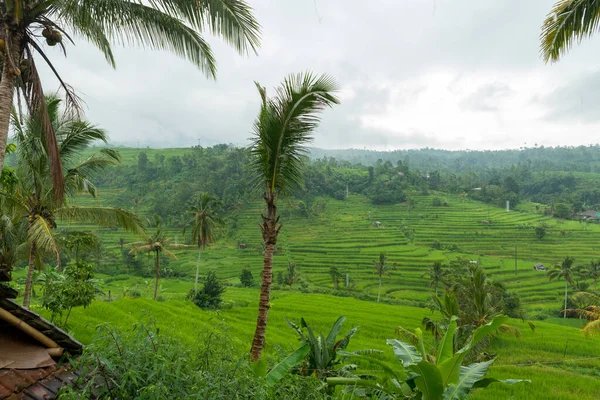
[30,0,600,150]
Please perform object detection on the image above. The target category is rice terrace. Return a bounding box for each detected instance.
[2,0,600,399]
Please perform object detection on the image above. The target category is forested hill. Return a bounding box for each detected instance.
[309,145,600,172]
[79,144,600,229]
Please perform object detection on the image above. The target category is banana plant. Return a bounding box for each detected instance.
[328,315,529,399]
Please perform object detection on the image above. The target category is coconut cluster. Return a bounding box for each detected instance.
[42,27,62,46]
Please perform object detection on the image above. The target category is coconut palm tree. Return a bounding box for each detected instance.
[548,256,578,318]
[587,259,600,293]
[541,0,600,62]
[248,72,339,361]
[1,95,144,308]
[373,252,390,303]
[421,260,448,296]
[130,214,188,300]
[0,0,261,199]
[183,192,223,295]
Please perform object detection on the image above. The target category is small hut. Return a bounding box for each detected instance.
[0,276,83,398]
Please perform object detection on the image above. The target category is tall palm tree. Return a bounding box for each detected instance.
[373,252,390,303]
[248,72,339,361]
[548,256,577,318]
[0,0,261,199]
[588,259,600,293]
[130,214,187,300]
[541,0,600,62]
[183,192,223,295]
[422,260,448,296]
[1,95,144,308]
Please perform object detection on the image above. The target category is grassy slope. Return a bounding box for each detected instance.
[31,288,600,400]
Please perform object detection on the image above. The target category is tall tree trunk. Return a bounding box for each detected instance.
[564,280,568,319]
[23,243,36,309]
[250,196,279,361]
[154,250,160,300]
[0,33,19,176]
[377,276,382,303]
[194,248,203,295]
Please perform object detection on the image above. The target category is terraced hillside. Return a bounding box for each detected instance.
[66,190,600,313]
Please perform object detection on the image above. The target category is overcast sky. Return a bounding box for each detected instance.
[37,0,600,150]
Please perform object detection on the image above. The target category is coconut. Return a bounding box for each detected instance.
[0,39,5,51]
[50,31,62,43]
[42,27,51,38]
[46,37,57,47]
[9,67,21,77]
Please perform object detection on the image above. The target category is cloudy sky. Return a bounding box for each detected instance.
[38,0,600,150]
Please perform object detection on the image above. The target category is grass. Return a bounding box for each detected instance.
[26,287,600,400]
[12,174,600,398]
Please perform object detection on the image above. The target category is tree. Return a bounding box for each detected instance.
[2,96,143,308]
[422,261,448,296]
[189,270,225,309]
[588,260,600,293]
[553,202,571,219]
[548,256,578,318]
[541,0,600,62]
[373,252,390,303]
[59,231,99,265]
[248,72,339,361]
[535,225,547,240]
[285,261,298,288]
[183,192,223,295]
[240,268,254,287]
[329,266,342,289]
[0,0,261,195]
[130,214,187,300]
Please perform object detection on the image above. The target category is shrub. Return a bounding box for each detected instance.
[240,268,254,287]
[189,270,226,309]
[59,321,321,399]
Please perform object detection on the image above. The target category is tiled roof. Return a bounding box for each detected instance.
[0,299,82,355]
[0,364,81,399]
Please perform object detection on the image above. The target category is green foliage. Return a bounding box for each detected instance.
[189,270,226,310]
[60,321,321,400]
[41,261,100,325]
[554,202,571,219]
[286,316,359,380]
[240,267,255,287]
[534,225,547,240]
[329,315,528,399]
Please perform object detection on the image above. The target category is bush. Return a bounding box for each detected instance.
[60,321,321,399]
[189,270,226,309]
[240,268,254,287]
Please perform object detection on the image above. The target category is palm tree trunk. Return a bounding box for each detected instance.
[194,248,203,295]
[23,243,37,309]
[250,196,279,361]
[0,35,19,176]
[564,280,568,319]
[154,250,160,300]
[377,276,382,303]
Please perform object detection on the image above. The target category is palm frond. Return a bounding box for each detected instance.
[56,206,144,234]
[148,0,261,55]
[27,214,60,263]
[249,72,339,196]
[541,0,600,62]
[56,0,218,77]
[160,247,179,260]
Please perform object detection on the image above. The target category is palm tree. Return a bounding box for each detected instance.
[548,256,577,318]
[183,192,223,295]
[248,72,339,361]
[0,0,261,198]
[0,211,28,282]
[422,261,448,296]
[588,260,600,293]
[541,0,600,62]
[1,96,144,308]
[329,266,342,289]
[373,252,390,303]
[130,214,188,300]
